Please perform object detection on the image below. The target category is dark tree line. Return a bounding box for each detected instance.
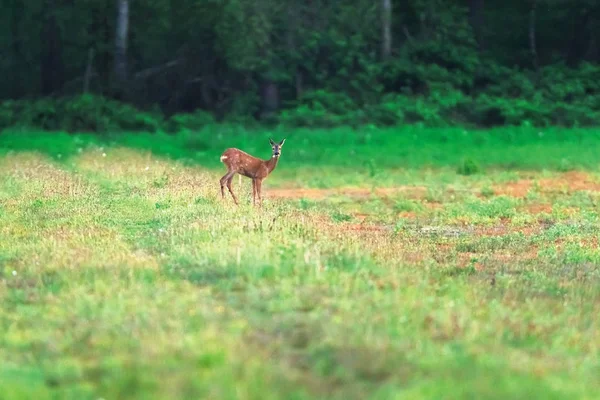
[1,0,599,126]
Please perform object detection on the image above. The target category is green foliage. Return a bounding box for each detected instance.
[457,158,481,176]
[0,95,162,133]
[278,90,363,127]
[0,96,230,134]
[165,110,215,133]
[278,62,600,128]
[467,63,600,127]
[2,0,600,128]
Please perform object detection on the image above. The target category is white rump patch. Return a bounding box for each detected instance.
[220,155,228,162]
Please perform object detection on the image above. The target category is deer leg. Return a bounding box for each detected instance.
[256,179,263,206]
[252,179,257,206]
[226,174,239,205]
[220,171,233,199]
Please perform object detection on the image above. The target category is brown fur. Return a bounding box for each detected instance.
[219,138,285,206]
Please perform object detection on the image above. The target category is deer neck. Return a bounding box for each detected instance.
[265,155,280,174]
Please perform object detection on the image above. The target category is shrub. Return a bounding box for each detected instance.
[278,90,361,127]
[0,101,16,128]
[166,110,216,133]
[363,101,405,126]
[64,95,162,133]
[0,95,163,133]
[3,61,600,132]
[457,158,481,176]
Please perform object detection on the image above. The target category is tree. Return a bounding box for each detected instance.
[529,0,538,71]
[468,0,485,50]
[382,0,392,59]
[40,0,64,95]
[114,0,129,96]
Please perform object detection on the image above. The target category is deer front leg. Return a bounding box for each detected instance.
[252,179,257,206]
[220,172,233,199]
[256,179,263,206]
[226,174,239,205]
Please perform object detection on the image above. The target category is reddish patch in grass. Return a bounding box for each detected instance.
[580,237,599,248]
[539,171,600,192]
[457,252,479,267]
[401,251,427,263]
[491,180,533,198]
[475,225,510,237]
[397,211,417,219]
[492,246,540,263]
[474,223,541,237]
[269,171,600,203]
[490,171,600,199]
[267,186,427,200]
[344,223,388,232]
[429,221,546,267]
[524,204,553,214]
[423,201,444,211]
[319,212,389,234]
[353,213,369,222]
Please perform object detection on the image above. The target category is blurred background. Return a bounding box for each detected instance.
[0,0,599,132]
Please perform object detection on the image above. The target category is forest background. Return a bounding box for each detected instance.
[1,0,599,132]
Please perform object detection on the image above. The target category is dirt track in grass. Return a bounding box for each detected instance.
[266,171,600,201]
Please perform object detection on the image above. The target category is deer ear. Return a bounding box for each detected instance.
[269,138,275,146]
[279,138,286,146]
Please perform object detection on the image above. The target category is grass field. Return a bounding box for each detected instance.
[1,128,600,399]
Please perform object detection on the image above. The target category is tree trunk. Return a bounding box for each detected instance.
[260,79,279,120]
[469,0,485,50]
[585,34,598,62]
[84,48,95,93]
[529,0,539,70]
[566,8,593,66]
[40,0,64,95]
[10,0,23,97]
[381,0,392,59]
[295,68,303,99]
[114,0,129,97]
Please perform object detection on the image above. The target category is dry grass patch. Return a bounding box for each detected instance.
[0,152,96,200]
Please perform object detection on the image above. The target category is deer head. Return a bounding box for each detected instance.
[269,138,286,158]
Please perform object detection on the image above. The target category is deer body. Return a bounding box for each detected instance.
[220,138,285,205]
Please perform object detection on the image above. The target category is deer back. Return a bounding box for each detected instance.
[221,148,269,178]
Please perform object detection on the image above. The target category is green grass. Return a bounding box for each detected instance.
[1,128,600,399]
[2,125,600,179]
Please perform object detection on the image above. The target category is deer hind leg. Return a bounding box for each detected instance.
[226,174,239,205]
[252,179,257,206]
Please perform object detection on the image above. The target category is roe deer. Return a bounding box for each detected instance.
[219,138,286,205]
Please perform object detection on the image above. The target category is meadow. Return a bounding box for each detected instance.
[1,127,600,399]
